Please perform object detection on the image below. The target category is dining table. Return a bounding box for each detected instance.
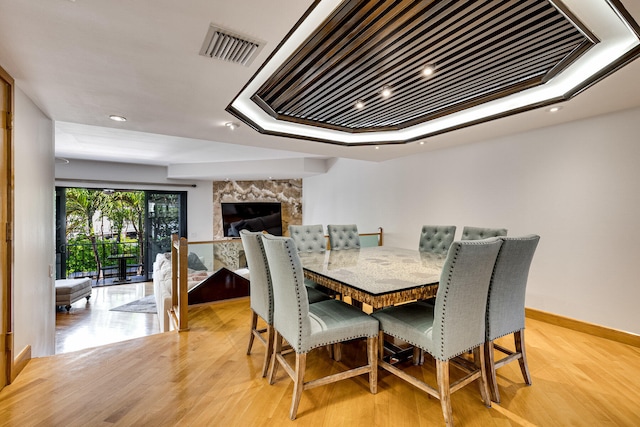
[298,246,446,310]
[299,246,446,363]
[107,253,137,283]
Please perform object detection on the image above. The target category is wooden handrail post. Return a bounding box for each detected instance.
[170,233,189,332]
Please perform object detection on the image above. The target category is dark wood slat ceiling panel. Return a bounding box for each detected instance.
[255,0,594,132]
[334,31,585,128]
[318,18,582,127]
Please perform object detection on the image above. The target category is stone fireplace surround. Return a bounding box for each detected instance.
[213,179,302,240]
[211,180,302,271]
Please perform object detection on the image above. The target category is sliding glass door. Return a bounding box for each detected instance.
[145,191,187,280]
[56,188,187,283]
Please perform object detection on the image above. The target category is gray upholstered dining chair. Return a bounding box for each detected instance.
[240,230,329,378]
[418,225,457,255]
[289,224,334,299]
[461,226,508,240]
[240,229,275,378]
[485,234,540,403]
[261,234,379,420]
[327,224,361,250]
[372,238,503,427]
[288,224,327,253]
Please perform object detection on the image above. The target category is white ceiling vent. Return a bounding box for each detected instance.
[199,24,265,67]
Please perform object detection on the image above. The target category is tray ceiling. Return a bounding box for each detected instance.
[228,0,640,146]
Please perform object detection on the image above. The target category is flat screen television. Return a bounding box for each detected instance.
[221,202,283,237]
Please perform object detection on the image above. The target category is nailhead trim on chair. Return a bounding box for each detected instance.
[258,240,274,320]
[438,243,459,358]
[285,243,305,350]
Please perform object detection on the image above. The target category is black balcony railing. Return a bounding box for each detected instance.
[65,240,142,280]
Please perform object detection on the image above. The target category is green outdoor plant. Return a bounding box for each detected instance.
[65,188,144,278]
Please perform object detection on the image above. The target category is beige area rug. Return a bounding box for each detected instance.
[110,295,156,314]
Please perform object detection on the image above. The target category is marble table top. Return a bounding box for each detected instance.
[298,246,446,297]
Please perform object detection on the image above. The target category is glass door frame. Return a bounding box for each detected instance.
[144,190,187,281]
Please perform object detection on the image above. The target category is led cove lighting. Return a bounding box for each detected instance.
[228,0,640,146]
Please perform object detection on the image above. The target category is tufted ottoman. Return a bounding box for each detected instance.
[55,278,92,311]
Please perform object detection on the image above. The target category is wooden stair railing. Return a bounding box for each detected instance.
[170,234,189,331]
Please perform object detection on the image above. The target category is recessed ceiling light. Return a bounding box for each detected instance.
[422,64,436,77]
[109,114,127,122]
[380,86,392,99]
[375,146,380,150]
[225,122,240,130]
[419,141,425,145]
[354,99,365,109]
[548,106,563,113]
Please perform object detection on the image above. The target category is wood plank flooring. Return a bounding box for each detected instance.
[2,295,640,426]
[55,281,158,354]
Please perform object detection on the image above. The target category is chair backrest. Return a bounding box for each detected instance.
[461,226,508,240]
[288,224,326,253]
[327,224,361,250]
[432,238,503,360]
[418,225,456,255]
[486,235,540,340]
[239,230,273,324]
[261,234,311,353]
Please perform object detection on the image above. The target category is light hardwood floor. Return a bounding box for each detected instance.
[55,281,159,354]
[2,295,639,426]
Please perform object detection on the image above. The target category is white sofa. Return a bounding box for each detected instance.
[153,252,210,332]
[153,253,173,332]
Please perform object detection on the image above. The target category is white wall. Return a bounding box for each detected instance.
[303,107,640,335]
[14,87,56,357]
[56,160,214,241]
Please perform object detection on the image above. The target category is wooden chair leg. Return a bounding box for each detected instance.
[367,336,378,394]
[326,344,334,359]
[436,359,454,427]
[412,347,424,365]
[515,330,532,385]
[378,331,385,361]
[247,311,258,355]
[289,352,307,420]
[485,339,500,403]
[333,343,342,362]
[474,345,492,407]
[268,332,283,385]
[261,324,274,378]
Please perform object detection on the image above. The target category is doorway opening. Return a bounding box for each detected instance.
[54,187,187,354]
[55,187,187,285]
